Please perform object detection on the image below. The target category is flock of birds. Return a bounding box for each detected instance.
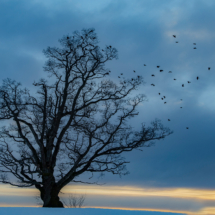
[117,35,211,130]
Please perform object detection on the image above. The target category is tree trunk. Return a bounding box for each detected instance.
[39,173,64,207]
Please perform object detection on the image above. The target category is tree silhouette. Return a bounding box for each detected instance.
[0,28,172,207]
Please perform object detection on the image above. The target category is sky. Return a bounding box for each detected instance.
[0,0,215,214]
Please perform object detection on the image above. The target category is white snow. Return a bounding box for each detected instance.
[0,207,186,215]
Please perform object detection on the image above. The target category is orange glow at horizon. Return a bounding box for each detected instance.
[0,184,215,215]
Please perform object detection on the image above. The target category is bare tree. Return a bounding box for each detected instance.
[61,193,86,208]
[0,28,172,207]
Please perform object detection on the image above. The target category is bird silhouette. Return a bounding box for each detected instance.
[187,81,191,83]
[133,70,136,73]
[158,93,161,95]
[151,84,155,86]
[169,71,172,73]
[102,49,104,51]
[160,70,163,72]
[180,99,183,101]
[118,76,120,78]
[67,36,69,39]
[132,78,134,81]
[157,66,160,68]
[208,67,211,70]
[173,35,176,38]
[197,76,199,80]
[180,107,182,108]
[186,127,189,129]
[176,41,179,43]
[138,75,140,78]
[168,119,170,121]
[193,43,196,45]
[151,74,155,76]
[144,64,146,66]
[164,102,167,104]
[161,98,163,100]
[121,73,123,75]
[163,96,166,98]
[109,71,111,73]
[174,79,176,80]
[109,46,112,48]
[182,84,184,87]
[193,47,197,49]
[124,81,126,83]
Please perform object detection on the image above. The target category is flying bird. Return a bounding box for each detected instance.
[193,47,197,49]
[161,98,164,100]
[157,66,160,68]
[102,49,104,51]
[169,71,172,73]
[151,84,155,86]
[151,74,155,76]
[168,119,170,121]
[208,67,211,70]
[67,36,69,39]
[197,76,199,80]
[163,96,166,98]
[164,102,167,104]
[138,75,140,78]
[144,64,146,66]
[174,79,176,80]
[193,43,196,45]
[182,84,184,87]
[176,41,178,43]
[118,76,120,78]
[173,35,176,38]
[186,127,189,129]
[158,93,160,95]
[180,107,182,108]
[121,73,123,75]
[160,70,163,72]
[187,81,191,83]
[133,70,136,73]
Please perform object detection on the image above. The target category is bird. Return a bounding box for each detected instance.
[109,46,112,48]
[160,70,163,72]
[89,88,92,90]
[121,73,123,75]
[174,79,176,80]
[158,93,160,95]
[91,83,93,85]
[144,64,146,66]
[151,84,155,86]
[133,70,136,73]
[109,71,111,73]
[137,75,140,78]
[164,102,167,104]
[161,98,164,100]
[197,76,199,80]
[102,49,104,51]
[163,96,166,98]
[193,43,196,45]
[187,81,191,83]
[132,78,134,81]
[151,74,155,76]
[118,76,120,78]
[186,127,189,129]
[182,84,184,87]
[157,66,160,68]
[124,81,126,83]
[173,35,176,38]
[176,41,179,43]
[67,36,69,39]
[208,67,211,70]
[180,99,183,100]
[169,71,172,73]
[193,47,197,49]
[168,119,170,121]
[180,107,182,108]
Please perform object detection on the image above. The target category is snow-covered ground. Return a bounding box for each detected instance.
[0,207,186,215]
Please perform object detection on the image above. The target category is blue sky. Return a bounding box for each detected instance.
[0,0,215,214]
